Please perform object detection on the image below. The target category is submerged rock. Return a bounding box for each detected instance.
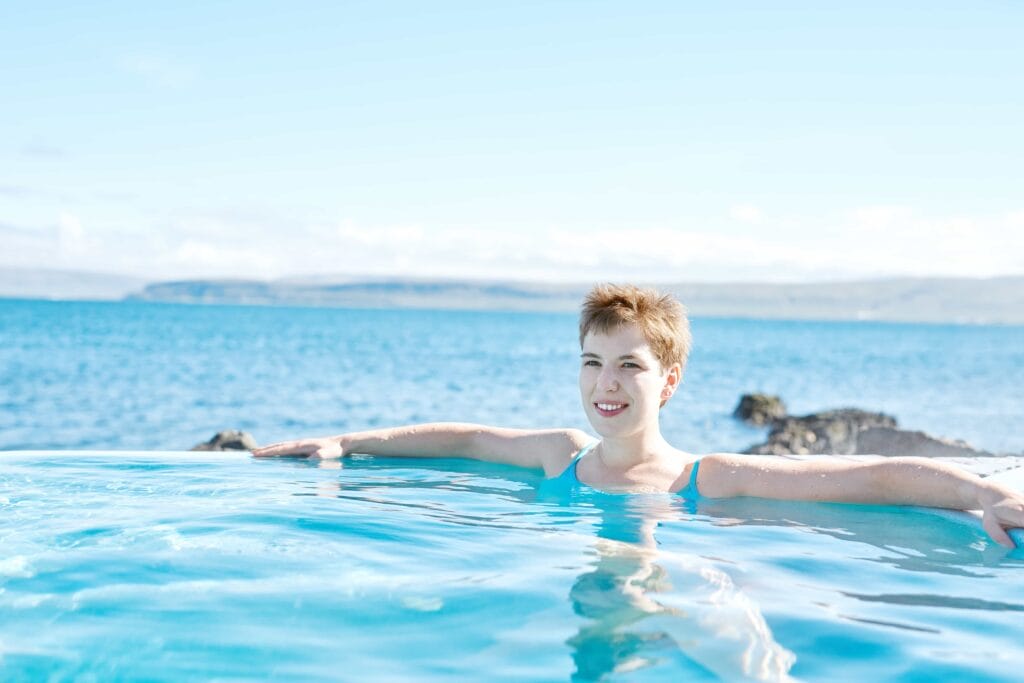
[192,430,258,451]
[733,394,787,426]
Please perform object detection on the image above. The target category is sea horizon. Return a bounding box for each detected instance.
[3,298,1022,456]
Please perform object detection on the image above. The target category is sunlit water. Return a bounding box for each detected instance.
[2,299,1023,455]
[3,452,1022,682]
[3,300,1024,679]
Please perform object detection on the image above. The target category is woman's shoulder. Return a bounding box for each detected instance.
[541,429,598,478]
[664,449,699,493]
[682,451,779,497]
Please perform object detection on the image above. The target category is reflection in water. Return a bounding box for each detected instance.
[841,591,1024,612]
[273,456,1024,680]
[696,496,1022,575]
[289,457,799,680]
[565,494,796,682]
[281,457,1021,680]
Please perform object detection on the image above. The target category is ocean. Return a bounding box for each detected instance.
[2,298,1022,455]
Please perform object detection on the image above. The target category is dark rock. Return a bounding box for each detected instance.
[744,409,897,455]
[733,394,787,426]
[192,430,258,451]
[741,401,998,459]
[855,427,994,458]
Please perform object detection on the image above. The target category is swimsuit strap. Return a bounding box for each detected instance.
[561,440,599,483]
[678,458,703,499]
[557,443,702,499]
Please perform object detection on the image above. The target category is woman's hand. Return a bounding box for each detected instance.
[978,483,1024,548]
[251,437,345,459]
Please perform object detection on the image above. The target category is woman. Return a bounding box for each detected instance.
[253,283,1024,547]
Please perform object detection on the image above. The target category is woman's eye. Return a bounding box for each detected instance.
[583,360,600,367]
[623,362,640,369]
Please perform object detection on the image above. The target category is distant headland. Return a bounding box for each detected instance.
[3,267,1023,325]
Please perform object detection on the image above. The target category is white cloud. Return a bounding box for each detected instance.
[3,206,1022,283]
[171,240,281,274]
[57,212,85,255]
[824,207,1024,279]
[847,205,914,233]
[335,220,424,246]
[729,204,762,224]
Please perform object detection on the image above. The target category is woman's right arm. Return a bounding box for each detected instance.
[251,422,592,477]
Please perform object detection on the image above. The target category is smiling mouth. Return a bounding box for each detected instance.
[594,402,628,417]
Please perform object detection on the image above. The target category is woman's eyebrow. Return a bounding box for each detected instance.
[580,352,642,360]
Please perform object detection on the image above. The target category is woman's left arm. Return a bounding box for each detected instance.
[698,454,1024,547]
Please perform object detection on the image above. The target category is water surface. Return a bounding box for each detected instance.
[2,451,1022,681]
[2,300,1022,454]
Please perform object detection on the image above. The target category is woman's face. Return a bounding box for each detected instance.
[579,324,679,438]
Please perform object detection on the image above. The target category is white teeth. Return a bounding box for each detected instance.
[597,403,625,411]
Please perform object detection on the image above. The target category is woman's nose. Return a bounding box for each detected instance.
[598,368,619,391]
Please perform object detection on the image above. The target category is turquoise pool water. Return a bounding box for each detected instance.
[3,452,1022,681]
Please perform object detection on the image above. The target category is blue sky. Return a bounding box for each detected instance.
[2,1,1022,282]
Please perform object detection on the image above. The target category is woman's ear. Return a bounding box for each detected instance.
[659,363,682,407]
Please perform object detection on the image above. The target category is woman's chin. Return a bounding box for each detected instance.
[587,419,641,439]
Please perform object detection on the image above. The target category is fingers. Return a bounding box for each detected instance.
[313,443,345,459]
[982,514,1015,549]
[251,439,345,459]
[251,441,320,457]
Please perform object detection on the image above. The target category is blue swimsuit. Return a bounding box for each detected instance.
[553,441,703,499]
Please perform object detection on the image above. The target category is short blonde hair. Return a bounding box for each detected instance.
[579,283,692,372]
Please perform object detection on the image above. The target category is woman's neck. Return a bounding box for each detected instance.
[595,431,675,472]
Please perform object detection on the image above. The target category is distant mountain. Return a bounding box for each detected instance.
[126,275,1024,324]
[127,277,587,312]
[667,276,1024,325]
[0,267,148,301]
[3,267,1021,323]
